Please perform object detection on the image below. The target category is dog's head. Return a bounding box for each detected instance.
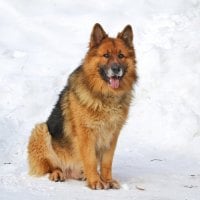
[83,23,137,94]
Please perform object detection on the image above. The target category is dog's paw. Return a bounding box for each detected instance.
[106,179,120,189]
[88,179,109,190]
[49,169,65,182]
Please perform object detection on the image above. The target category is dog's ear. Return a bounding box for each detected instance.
[90,23,108,48]
[117,25,133,48]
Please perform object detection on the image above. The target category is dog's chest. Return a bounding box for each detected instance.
[86,105,125,150]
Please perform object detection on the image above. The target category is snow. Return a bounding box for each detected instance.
[0,0,200,199]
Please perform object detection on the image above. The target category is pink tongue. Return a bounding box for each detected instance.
[109,78,120,89]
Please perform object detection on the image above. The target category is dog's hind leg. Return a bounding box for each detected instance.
[28,123,53,176]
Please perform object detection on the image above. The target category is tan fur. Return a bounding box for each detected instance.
[28,23,137,189]
[28,123,83,179]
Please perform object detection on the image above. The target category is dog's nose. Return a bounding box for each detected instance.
[111,64,121,74]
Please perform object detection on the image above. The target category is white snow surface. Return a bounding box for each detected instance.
[0,0,200,199]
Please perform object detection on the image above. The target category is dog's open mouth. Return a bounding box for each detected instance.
[99,67,124,89]
[109,76,120,89]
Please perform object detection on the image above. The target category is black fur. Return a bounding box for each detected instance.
[99,67,109,83]
[46,66,83,140]
[47,86,68,139]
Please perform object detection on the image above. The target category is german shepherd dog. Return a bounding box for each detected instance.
[28,23,137,190]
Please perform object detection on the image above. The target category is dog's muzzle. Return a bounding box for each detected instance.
[107,64,124,78]
[99,63,125,89]
[106,64,124,89]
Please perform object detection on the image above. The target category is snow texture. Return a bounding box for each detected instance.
[0,0,200,199]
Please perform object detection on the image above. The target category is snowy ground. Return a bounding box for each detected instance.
[0,0,200,199]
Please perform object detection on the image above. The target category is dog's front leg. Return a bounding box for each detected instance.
[78,128,109,190]
[100,133,120,189]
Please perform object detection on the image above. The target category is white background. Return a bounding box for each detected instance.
[0,0,200,199]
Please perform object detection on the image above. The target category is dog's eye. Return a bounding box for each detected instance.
[103,53,110,58]
[118,53,125,59]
